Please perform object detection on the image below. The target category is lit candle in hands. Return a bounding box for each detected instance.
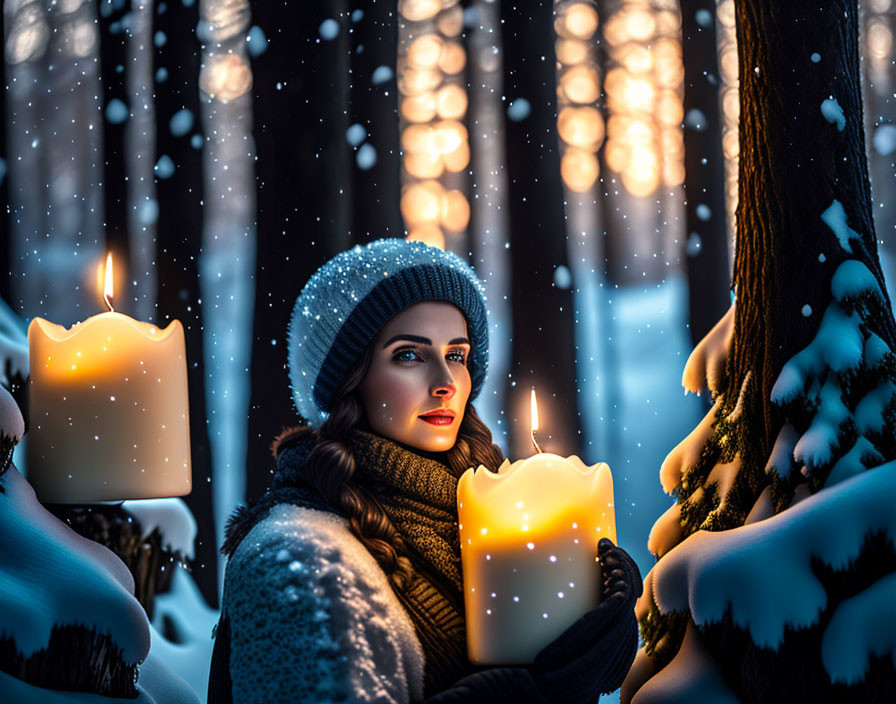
[457,389,615,664]
[27,254,192,503]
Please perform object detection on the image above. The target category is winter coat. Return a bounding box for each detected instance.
[216,501,426,703]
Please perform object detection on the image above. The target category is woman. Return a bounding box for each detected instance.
[208,239,641,703]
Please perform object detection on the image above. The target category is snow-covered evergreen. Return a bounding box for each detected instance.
[626,214,896,702]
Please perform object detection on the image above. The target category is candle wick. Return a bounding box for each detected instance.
[531,429,543,454]
[103,292,115,313]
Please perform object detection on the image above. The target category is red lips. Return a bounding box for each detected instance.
[418,409,456,425]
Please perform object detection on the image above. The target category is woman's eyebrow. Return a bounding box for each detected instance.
[382,333,431,348]
[381,334,471,348]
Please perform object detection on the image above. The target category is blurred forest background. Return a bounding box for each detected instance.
[2,0,896,611]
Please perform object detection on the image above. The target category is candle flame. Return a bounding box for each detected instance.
[530,388,539,432]
[103,253,115,312]
[530,388,543,454]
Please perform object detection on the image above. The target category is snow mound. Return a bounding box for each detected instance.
[0,384,24,445]
[630,624,740,704]
[863,332,891,370]
[822,571,896,684]
[0,652,198,703]
[150,566,219,698]
[650,461,896,648]
[648,502,681,558]
[621,647,659,704]
[121,498,197,559]
[0,466,199,701]
[660,400,721,494]
[793,376,850,470]
[825,436,883,488]
[131,651,199,703]
[771,302,863,404]
[704,457,740,513]
[831,259,884,303]
[0,465,148,661]
[681,306,733,395]
[764,424,798,479]
[744,486,774,524]
[854,381,896,435]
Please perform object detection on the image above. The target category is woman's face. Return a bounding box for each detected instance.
[358,301,472,453]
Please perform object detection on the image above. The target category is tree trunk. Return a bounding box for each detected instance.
[466,0,513,449]
[727,0,893,467]
[501,0,581,457]
[123,0,156,321]
[348,1,401,244]
[629,1,896,700]
[680,0,731,345]
[198,0,257,600]
[152,0,217,608]
[245,0,354,502]
[97,1,132,297]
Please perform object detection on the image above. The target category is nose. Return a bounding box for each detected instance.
[432,379,456,400]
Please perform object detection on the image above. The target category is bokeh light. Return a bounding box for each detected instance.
[717,0,739,242]
[399,0,470,249]
[200,54,253,102]
[564,3,599,40]
[436,84,467,119]
[561,148,600,193]
[599,0,684,196]
[400,0,441,23]
[561,65,601,104]
[408,34,443,69]
[555,0,604,194]
[558,106,605,150]
[556,39,589,65]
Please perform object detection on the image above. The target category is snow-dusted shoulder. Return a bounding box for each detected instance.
[224,503,425,704]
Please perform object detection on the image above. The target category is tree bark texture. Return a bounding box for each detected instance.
[720,0,896,497]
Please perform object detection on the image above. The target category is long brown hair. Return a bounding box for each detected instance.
[272,343,504,593]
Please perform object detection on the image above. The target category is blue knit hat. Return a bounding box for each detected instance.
[288,238,489,426]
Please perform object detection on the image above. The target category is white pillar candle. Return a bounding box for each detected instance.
[457,453,615,665]
[26,257,191,503]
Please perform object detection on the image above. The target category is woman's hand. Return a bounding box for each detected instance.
[427,540,642,704]
[528,539,643,704]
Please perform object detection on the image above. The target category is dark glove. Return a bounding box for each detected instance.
[528,538,643,704]
[426,667,549,704]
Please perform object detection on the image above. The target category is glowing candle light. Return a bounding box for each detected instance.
[27,253,192,503]
[457,389,616,664]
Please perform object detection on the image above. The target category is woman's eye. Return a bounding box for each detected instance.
[393,348,421,363]
[447,350,467,364]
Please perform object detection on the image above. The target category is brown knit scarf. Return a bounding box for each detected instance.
[348,432,473,696]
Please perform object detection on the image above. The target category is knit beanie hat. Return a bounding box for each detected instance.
[288,238,489,426]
